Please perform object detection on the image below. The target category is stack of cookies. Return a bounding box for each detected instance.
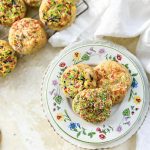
[0,0,77,77]
[60,61,132,123]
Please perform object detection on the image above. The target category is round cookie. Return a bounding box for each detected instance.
[24,0,42,7]
[0,40,17,77]
[94,60,132,105]
[60,64,97,99]
[0,0,26,26]
[72,88,112,123]
[9,18,47,55]
[39,0,76,31]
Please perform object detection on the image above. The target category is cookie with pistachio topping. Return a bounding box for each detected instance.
[39,0,76,31]
[0,0,26,26]
[8,18,47,55]
[24,0,42,7]
[94,60,132,105]
[60,64,97,99]
[72,88,112,123]
[0,40,17,77]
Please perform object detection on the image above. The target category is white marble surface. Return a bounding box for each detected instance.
[0,41,137,150]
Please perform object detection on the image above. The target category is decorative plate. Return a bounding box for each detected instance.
[41,40,150,149]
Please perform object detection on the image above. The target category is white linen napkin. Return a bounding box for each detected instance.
[49,0,150,47]
[136,28,150,150]
[136,27,150,74]
[49,0,150,150]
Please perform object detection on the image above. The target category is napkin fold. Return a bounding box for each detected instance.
[136,27,150,74]
[49,0,150,149]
